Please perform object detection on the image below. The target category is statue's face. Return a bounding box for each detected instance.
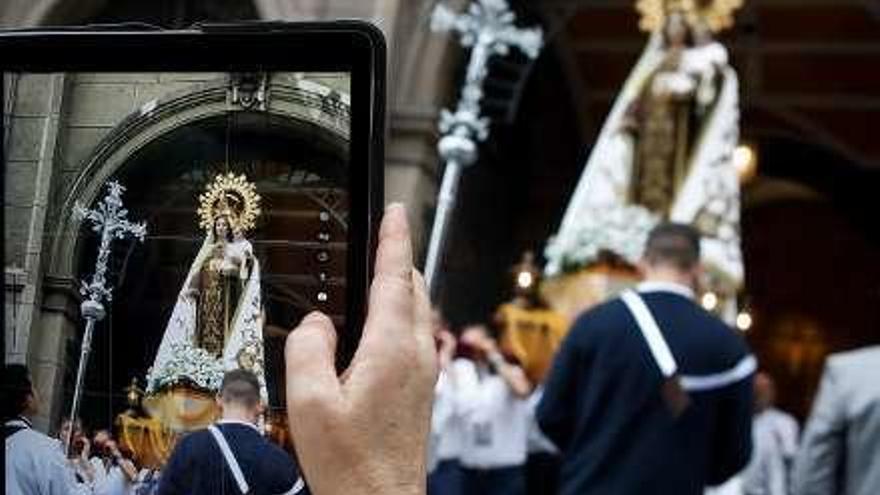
[214,216,230,239]
[665,11,688,46]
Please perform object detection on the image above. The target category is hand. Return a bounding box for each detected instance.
[285,204,436,495]
[106,439,121,458]
[79,437,91,460]
[460,328,496,354]
[436,329,457,369]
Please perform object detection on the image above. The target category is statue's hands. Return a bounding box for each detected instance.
[285,204,436,495]
[181,288,199,300]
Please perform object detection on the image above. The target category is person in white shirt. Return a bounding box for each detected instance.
[90,430,139,495]
[455,324,533,495]
[428,322,470,495]
[56,417,99,485]
[3,363,102,495]
[741,372,799,495]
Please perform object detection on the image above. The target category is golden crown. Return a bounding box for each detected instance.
[636,0,744,33]
[197,173,262,234]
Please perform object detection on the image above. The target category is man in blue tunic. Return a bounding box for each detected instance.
[537,223,755,495]
[159,369,307,495]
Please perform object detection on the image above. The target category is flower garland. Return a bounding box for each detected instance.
[545,204,659,274]
[145,342,224,394]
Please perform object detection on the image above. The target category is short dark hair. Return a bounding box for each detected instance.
[1,364,33,421]
[643,223,701,271]
[220,369,261,408]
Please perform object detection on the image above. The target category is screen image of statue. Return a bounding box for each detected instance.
[3,70,351,461]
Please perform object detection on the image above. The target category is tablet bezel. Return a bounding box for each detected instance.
[0,21,385,369]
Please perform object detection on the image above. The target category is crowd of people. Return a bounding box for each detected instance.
[2,364,162,495]
[428,322,555,495]
[425,222,880,495]
[5,206,880,495]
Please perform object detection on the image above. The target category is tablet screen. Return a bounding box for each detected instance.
[4,69,352,456]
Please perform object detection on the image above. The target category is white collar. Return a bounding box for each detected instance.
[636,281,695,300]
[216,419,260,432]
[4,416,32,429]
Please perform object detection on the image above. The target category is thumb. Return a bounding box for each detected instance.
[285,312,341,415]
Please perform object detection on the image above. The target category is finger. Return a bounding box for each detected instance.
[374,203,413,284]
[362,204,415,344]
[285,312,341,417]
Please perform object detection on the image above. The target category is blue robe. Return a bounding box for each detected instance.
[537,286,754,495]
[158,422,307,495]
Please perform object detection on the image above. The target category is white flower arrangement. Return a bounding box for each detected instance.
[145,342,225,394]
[545,204,659,274]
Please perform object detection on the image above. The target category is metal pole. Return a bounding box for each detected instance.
[424,159,463,296]
[65,317,95,456]
[64,299,105,456]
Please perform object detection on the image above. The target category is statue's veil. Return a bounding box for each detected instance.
[544,32,665,276]
[544,30,743,307]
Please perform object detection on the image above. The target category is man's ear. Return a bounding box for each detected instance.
[25,390,40,416]
[690,264,704,289]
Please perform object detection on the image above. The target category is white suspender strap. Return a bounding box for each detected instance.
[620,290,678,378]
[278,477,306,495]
[208,425,250,494]
[680,355,757,392]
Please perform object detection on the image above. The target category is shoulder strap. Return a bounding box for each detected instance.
[619,290,678,377]
[208,425,250,494]
[620,290,691,417]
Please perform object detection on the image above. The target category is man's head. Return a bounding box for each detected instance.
[0,364,38,421]
[58,417,84,441]
[640,222,702,285]
[754,372,776,412]
[93,428,112,453]
[217,369,263,421]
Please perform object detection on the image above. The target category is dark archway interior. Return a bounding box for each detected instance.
[68,111,349,430]
[741,136,880,419]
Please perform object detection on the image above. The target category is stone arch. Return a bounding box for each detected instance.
[47,76,350,280]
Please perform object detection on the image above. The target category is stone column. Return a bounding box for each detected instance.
[28,276,80,432]
[4,73,66,365]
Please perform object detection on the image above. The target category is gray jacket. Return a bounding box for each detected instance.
[792,346,880,495]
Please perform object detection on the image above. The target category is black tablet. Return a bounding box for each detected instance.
[1,22,384,434]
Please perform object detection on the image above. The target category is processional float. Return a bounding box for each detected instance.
[542,0,747,324]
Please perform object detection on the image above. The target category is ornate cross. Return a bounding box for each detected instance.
[424,0,544,296]
[65,181,146,455]
[73,181,147,307]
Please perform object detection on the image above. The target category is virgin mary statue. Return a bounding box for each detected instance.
[145,173,266,429]
[543,0,745,321]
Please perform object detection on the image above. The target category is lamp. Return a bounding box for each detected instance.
[734,143,758,184]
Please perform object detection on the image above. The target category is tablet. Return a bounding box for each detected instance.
[1,22,384,440]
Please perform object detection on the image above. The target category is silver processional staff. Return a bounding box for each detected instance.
[65,181,146,455]
[424,0,544,299]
